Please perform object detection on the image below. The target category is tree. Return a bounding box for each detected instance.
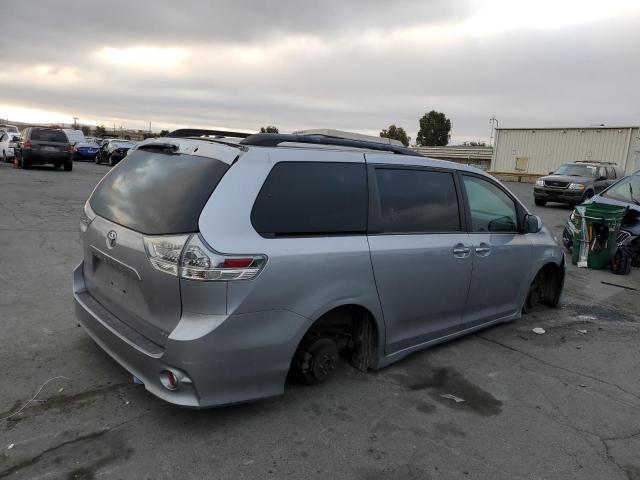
[416,111,451,146]
[94,125,107,137]
[160,130,170,137]
[81,126,91,136]
[260,126,279,133]
[142,132,155,139]
[124,135,131,140]
[379,125,410,147]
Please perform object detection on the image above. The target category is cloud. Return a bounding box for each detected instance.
[0,0,638,143]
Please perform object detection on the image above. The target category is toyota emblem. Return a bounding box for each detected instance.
[106,230,117,248]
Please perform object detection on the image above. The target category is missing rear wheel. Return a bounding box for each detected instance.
[293,337,339,385]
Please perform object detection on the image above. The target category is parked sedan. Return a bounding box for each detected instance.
[0,132,21,162]
[74,140,101,161]
[96,139,135,166]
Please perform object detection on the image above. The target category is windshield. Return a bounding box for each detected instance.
[112,141,134,148]
[602,174,640,205]
[553,164,598,177]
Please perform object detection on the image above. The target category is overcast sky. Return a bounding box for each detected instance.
[1,0,639,144]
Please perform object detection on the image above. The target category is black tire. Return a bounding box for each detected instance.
[95,154,101,164]
[611,247,632,275]
[582,190,594,202]
[63,161,73,172]
[534,199,547,207]
[294,337,339,385]
[523,266,562,313]
[108,154,115,167]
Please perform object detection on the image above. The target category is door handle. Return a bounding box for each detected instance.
[453,244,471,258]
[475,243,491,256]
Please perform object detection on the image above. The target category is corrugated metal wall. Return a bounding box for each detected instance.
[491,127,639,175]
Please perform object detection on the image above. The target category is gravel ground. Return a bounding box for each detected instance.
[0,160,638,480]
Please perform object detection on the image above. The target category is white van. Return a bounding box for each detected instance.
[63,129,85,145]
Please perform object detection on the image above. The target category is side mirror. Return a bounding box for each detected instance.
[524,214,542,233]
[549,171,554,175]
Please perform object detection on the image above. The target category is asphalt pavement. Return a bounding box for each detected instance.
[1,160,638,480]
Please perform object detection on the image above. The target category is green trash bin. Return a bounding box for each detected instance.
[571,203,628,269]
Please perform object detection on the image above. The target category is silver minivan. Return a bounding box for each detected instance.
[73,130,565,407]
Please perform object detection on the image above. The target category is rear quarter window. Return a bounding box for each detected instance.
[251,161,368,236]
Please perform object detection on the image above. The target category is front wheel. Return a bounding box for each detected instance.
[95,154,101,164]
[523,266,562,313]
[534,199,547,207]
[293,337,339,385]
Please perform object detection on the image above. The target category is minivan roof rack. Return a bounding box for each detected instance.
[240,133,419,156]
[168,128,252,139]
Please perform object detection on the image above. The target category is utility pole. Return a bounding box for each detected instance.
[73,116,79,129]
[149,121,152,134]
[489,115,499,147]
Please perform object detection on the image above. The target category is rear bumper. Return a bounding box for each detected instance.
[534,187,584,204]
[76,150,98,159]
[23,150,71,163]
[73,262,310,407]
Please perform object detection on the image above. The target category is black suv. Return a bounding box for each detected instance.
[18,127,73,171]
[534,161,622,206]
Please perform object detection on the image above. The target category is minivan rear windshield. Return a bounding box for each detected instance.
[89,150,230,234]
[31,129,67,142]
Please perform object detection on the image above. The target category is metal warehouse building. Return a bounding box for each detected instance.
[491,126,640,176]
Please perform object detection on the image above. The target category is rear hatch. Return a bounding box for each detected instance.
[83,144,234,346]
[30,129,68,153]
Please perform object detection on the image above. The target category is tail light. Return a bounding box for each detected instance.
[144,234,266,281]
[23,140,32,150]
[80,201,96,233]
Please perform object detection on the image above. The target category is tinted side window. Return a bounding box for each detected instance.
[375,168,460,233]
[251,162,367,236]
[462,175,518,233]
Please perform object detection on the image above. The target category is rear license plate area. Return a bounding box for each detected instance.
[94,257,131,296]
